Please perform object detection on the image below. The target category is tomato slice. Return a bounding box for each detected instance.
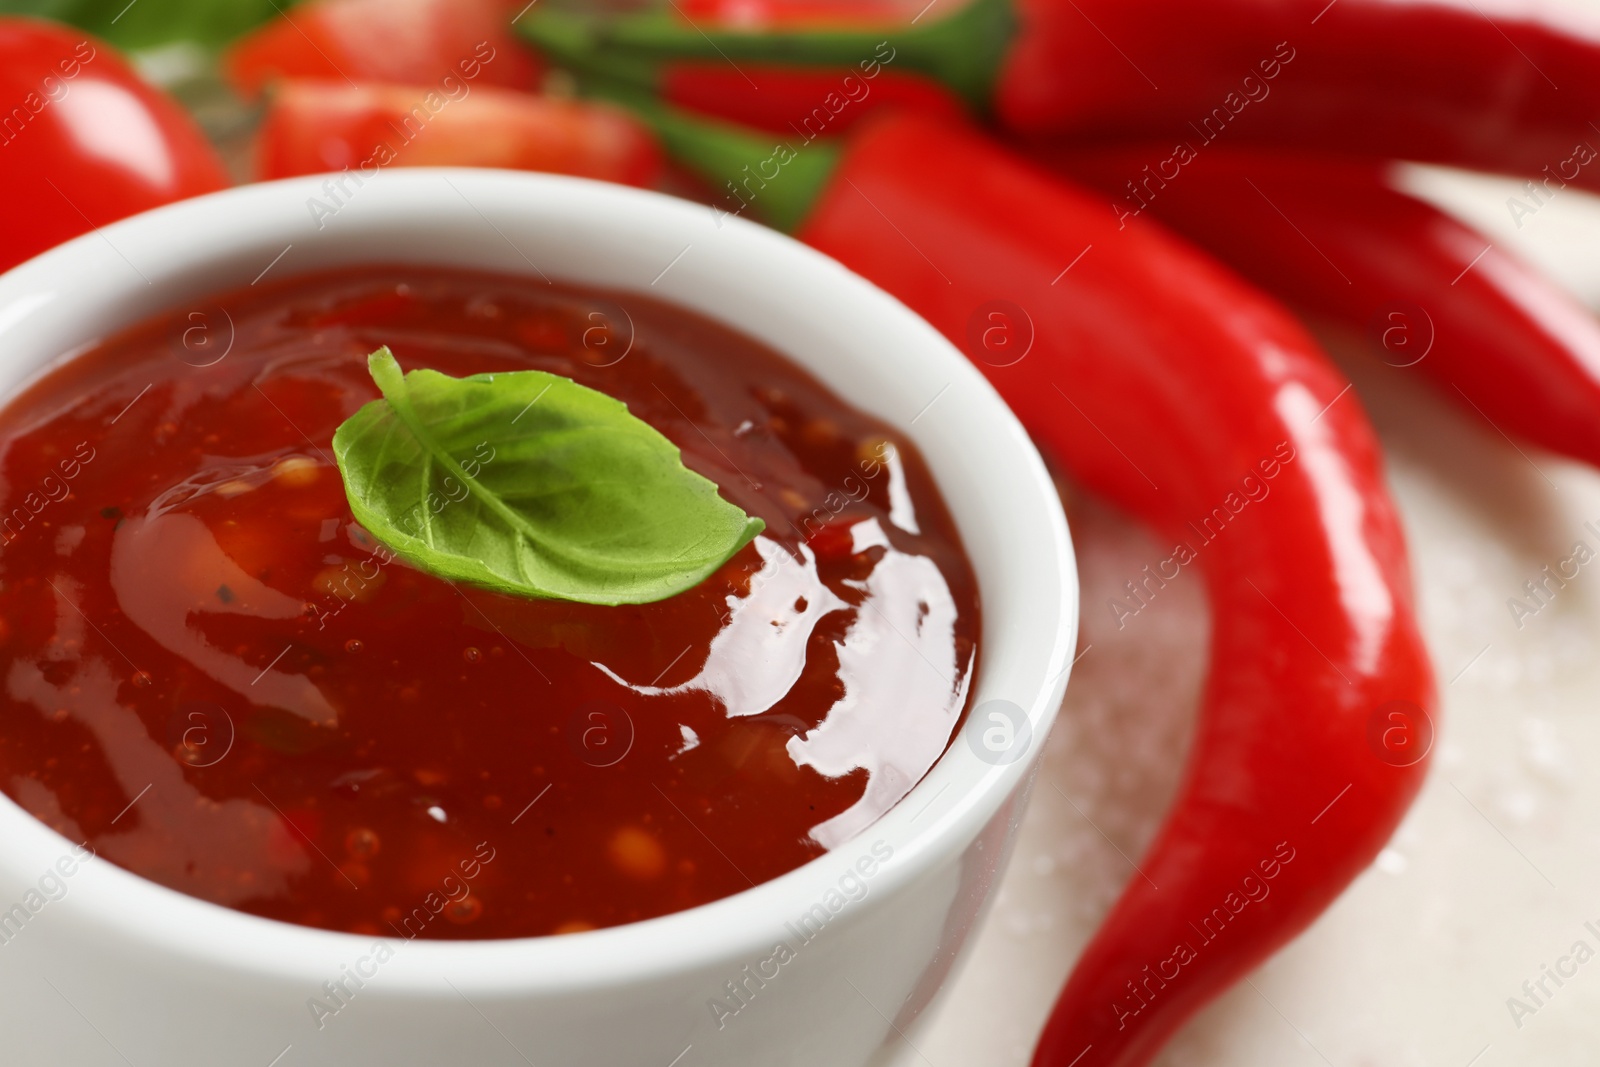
[255,80,662,188]
[0,18,230,274]
[225,0,542,99]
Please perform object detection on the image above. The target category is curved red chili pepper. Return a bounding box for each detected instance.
[520,0,1600,190]
[628,101,1436,1066]
[1044,146,1600,473]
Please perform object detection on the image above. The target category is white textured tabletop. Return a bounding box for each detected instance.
[886,165,1600,1067]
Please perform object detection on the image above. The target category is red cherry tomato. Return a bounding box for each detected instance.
[225,0,542,100]
[0,18,230,274]
[255,80,662,188]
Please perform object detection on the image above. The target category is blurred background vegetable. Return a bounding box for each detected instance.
[2,0,287,51]
[255,81,660,185]
[224,0,541,99]
[0,16,228,272]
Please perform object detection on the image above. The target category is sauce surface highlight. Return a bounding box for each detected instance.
[0,266,980,938]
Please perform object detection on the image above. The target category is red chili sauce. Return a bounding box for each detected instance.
[0,266,980,939]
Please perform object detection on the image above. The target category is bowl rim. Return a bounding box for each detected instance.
[0,168,1078,993]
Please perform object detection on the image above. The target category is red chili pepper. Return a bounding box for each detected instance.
[0,18,230,274]
[656,65,967,137]
[225,0,542,101]
[1046,145,1600,472]
[520,0,1600,190]
[254,80,663,188]
[623,102,1436,1066]
[522,9,966,137]
[676,0,932,24]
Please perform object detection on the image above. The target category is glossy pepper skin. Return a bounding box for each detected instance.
[644,105,1435,1066]
[1049,146,1600,473]
[649,64,967,138]
[521,0,1600,190]
[0,18,230,274]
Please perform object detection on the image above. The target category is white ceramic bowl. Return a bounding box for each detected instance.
[0,170,1076,1067]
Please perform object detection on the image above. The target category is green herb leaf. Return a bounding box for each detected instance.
[332,348,764,606]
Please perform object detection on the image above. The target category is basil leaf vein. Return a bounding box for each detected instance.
[332,348,763,606]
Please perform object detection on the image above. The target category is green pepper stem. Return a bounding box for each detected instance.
[519,0,1018,113]
[591,83,842,234]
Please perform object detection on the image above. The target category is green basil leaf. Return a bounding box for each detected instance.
[332,348,764,606]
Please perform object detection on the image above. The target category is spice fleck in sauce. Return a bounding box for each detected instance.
[0,266,980,938]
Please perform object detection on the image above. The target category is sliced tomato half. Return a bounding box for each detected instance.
[255,80,663,188]
[225,0,542,99]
